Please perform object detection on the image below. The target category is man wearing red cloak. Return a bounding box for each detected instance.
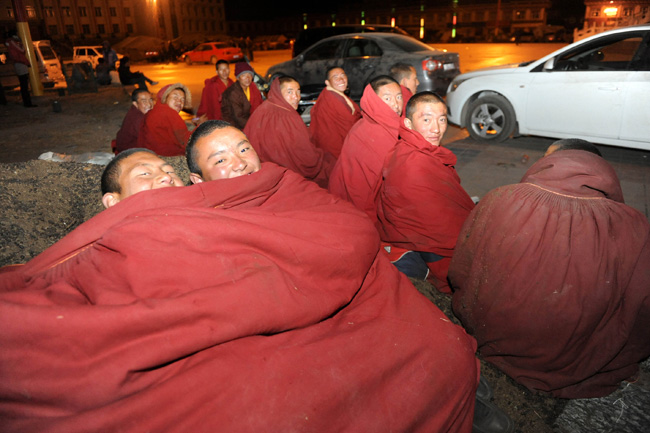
[221,62,263,130]
[328,76,403,225]
[0,136,479,431]
[310,67,361,158]
[138,83,193,156]
[378,92,474,293]
[114,89,154,154]
[449,143,650,398]
[244,77,335,188]
[196,59,233,120]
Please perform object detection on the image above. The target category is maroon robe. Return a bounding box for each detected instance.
[137,103,191,156]
[0,163,478,433]
[196,75,233,120]
[310,87,361,158]
[378,124,475,293]
[221,81,263,130]
[400,84,413,115]
[450,150,650,398]
[328,84,402,226]
[115,106,145,154]
[244,80,334,188]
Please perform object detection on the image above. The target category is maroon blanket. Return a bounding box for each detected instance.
[378,124,474,292]
[450,150,650,398]
[310,88,361,158]
[244,80,334,188]
[328,84,402,225]
[0,163,478,432]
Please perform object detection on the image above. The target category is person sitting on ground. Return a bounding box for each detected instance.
[390,63,419,108]
[377,92,474,293]
[101,148,184,209]
[309,67,361,159]
[328,75,403,225]
[0,122,481,432]
[197,59,233,120]
[114,88,154,154]
[244,77,335,188]
[138,83,194,156]
[95,57,112,86]
[449,138,650,398]
[117,56,158,91]
[220,62,263,130]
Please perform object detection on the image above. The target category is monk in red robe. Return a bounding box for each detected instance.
[449,142,650,398]
[221,62,263,130]
[244,77,334,188]
[310,67,361,158]
[378,92,474,293]
[197,59,233,120]
[390,63,419,109]
[328,75,403,225]
[0,154,479,432]
[114,89,154,154]
[138,83,193,156]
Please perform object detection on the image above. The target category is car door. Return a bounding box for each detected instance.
[295,38,345,96]
[342,37,383,100]
[525,32,644,140]
[619,32,650,145]
[196,44,209,63]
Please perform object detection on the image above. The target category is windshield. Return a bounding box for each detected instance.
[39,46,57,60]
[385,35,435,53]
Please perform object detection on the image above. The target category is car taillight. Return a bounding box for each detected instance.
[423,58,442,72]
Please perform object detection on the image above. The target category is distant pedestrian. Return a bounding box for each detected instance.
[101,40,118,71]
[5,31,36,108]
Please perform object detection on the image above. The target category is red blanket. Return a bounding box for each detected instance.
[244,80,335,188]
[310,88,361,158]
[378,124,474,292]
[0,163,478,432]
[450,150,650,398]
[138,103,191,156]
[328,84,401,225]
[196,75,233,120]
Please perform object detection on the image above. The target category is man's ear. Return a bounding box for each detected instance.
[189,173,204,184]
[404,117,413,130]
[102,192,121,209]
[324,79,331,88]
[132,101,138,109]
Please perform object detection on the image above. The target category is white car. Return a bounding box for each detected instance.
[446,24,650,150]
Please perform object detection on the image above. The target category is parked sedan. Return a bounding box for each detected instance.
[265,33,460,103]
[182,42,244,65]
[446,24,650,150]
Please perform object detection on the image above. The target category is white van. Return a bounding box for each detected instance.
[0,39,65,90]
[73,45,123,68]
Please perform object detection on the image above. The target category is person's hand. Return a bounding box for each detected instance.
[193,114,208,126]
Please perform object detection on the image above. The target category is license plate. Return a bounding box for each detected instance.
[443,63,455,71]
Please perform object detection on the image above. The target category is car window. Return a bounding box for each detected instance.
[39,46,57,60]
[303,40,341,61]
[345,39,382,57]
[77,48,85,56]
[556,32,647,71]
[384,35,435,52]
[88,50,97,57]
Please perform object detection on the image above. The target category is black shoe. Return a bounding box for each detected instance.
[473,397,514,433]
[477,375,494,401]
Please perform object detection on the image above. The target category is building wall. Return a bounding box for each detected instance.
[583,0,650,28]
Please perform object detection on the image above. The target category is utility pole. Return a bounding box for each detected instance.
[11,0,43,96]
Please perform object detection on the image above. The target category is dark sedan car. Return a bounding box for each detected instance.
[265,33,460,104]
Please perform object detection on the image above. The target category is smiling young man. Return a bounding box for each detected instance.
[310,67,362,159]
[377,91,475,293]
[186,120,261,183]
[114,89,154,154]
[197,60,234,121]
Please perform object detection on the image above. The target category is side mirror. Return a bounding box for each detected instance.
[543,57,556,72]
[295,54,304,66]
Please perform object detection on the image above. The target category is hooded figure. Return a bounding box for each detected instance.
[221,62,263,129]
[138,83,193,156]
[244,78,334,188]
[450,149,650,398]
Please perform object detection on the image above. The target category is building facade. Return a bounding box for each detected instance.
[574,1,649,40]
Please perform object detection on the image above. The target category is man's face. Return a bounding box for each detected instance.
[402,68,420,94]
[325,68,348,92]
[217,63,230,81]
[405,101,448,146]
[189,126,261,183]
[237,72,253,89]
[377,82,403,116]
[102,152,183,209]
[133,91,154,114]
[280,80,301,110]
[166,89,185,112]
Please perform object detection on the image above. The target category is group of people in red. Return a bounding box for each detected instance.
[2,55,648,433]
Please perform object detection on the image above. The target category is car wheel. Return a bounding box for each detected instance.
[210,56,217,65]
[184,56,192,65]
[465,95,516,142]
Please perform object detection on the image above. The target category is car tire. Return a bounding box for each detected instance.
[184,56,192,65]
[210,56,217,65]
[465,95,516,143]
